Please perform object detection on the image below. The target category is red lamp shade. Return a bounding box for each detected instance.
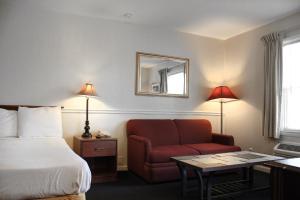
[207,86,238,103]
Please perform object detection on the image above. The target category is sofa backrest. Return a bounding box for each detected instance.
[174,119,212,144]
[127,119,180,146]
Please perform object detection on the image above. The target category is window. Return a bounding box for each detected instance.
[281,39,300,133]
[167,72,185,94]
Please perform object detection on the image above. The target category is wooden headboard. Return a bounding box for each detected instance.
[0,105,64,110]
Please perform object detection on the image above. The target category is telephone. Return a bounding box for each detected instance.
[93,130,110,139]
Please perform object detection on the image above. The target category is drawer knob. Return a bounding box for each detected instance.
[95,147,105,151]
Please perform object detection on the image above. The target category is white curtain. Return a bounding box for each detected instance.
[159,68,168,93]
[262,32,283,139]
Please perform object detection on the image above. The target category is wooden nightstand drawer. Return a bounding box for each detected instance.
[82,141,116,157]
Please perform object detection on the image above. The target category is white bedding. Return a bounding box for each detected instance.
[0,138,91,200]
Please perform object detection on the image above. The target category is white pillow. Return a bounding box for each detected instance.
[18,106,63,138]
[0,108,18,137]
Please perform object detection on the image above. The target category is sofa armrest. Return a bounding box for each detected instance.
[129,135,152,158]
[212,133,234,145]
[128,135,152,165]
[128,135,152,176]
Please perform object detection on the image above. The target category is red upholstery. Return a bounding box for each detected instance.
[174,119,212,144]
[149,145,199,163]
[127,119,241,183]
[212,133,234,145]
[185,143,241,154]
[127,120,179,146]
[127,135,152,178]
[144,162,180,182]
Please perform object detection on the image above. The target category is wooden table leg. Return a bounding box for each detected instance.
[194,169,204,200]
[178,163,188,197]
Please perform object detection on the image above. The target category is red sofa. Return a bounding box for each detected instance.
[127,119,241,183]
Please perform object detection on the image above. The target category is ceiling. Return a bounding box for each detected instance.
[12,0,300,40]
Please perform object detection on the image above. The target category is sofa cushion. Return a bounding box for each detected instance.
[185,143,241,154]
[174,119,212,144]
[127,120,180,146]
[149,145,199,163]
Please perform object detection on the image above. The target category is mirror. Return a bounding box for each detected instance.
[135,52,189,98]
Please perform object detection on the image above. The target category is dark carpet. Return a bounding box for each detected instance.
[86,171,270,200]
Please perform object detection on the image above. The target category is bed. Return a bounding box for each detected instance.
[0,106,91,200]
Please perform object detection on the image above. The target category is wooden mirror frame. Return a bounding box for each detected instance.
[135,52,189,98]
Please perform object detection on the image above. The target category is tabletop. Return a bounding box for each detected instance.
[171,151,283,172]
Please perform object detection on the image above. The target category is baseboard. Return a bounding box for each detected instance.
[117,165,128,171]
[254,165,270,173]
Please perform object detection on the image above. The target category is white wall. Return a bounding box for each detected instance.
[0,2,225,169]
[3,1,298,168]
[223,12,300,154]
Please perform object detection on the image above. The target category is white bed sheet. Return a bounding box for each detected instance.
[0,138,91,200]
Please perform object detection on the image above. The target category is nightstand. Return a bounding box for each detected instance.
[73,136,117,183]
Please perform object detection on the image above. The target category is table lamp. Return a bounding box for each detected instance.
[207,86,238,134]
[78,83,98,138]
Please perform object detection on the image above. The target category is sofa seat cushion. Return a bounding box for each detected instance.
[185,143,241,154]
[149,145,199,163]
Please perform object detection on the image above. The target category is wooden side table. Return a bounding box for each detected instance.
[267,158,300,200]
[73,136,117,183]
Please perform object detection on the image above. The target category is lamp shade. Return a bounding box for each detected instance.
[207,86,238,102]
[78,83,97,97]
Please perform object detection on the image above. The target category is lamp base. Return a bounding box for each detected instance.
[81,120,92,138]
[81,132,92,138]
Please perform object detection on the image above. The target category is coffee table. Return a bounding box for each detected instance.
[171,151,282,200]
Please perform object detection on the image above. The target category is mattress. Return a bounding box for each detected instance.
[0,138,91,200]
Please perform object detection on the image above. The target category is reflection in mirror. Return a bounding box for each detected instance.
[136,52,189,97]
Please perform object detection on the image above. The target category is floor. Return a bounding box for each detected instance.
[86,170,270,200]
